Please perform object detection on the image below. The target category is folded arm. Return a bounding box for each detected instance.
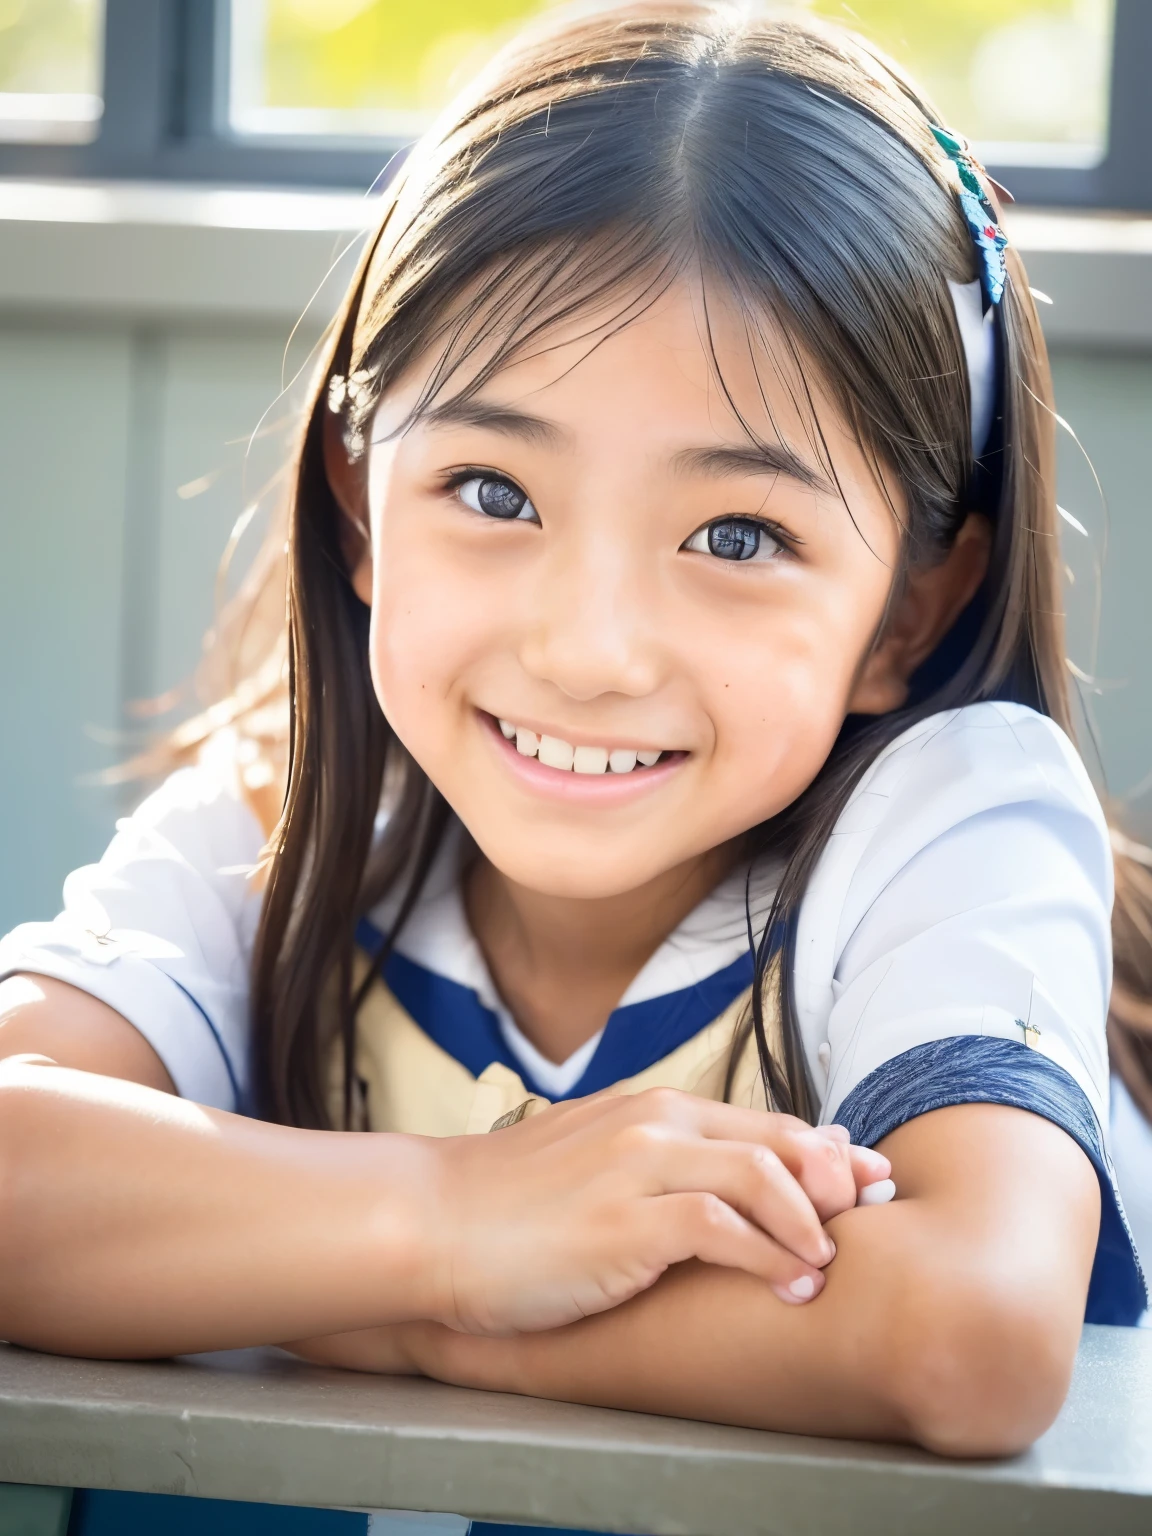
[0,977,884,1359]
[291,1101,1100,1458]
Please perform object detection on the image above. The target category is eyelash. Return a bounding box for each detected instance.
[442,467,798,562]
[443,468,539,523]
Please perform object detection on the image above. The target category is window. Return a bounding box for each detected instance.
[807,0,1114,165]
[0,0,1148,208]
[231,1,1115,163]
[0,0,104,144]
[229,1,553,140]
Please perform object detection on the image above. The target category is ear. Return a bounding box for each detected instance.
[849,513,993,716]
[323,402,374,606]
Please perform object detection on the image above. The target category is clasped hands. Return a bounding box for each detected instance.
[288,1087,893,1373]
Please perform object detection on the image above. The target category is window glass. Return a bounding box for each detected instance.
[233,0,1114,160]
[230,0,558,138]
[806,1,1114,160]
[0,0,104,143]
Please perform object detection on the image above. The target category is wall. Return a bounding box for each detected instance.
[1054,349,1152,803]
[0,316,302,928]
[1,188,1151,933]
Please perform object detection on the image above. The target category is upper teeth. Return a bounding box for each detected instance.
[498,719,664,774]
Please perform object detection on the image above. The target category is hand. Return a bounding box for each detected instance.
[418,1087,891,1335]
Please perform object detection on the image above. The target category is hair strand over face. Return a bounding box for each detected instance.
[226,1,1139,1129]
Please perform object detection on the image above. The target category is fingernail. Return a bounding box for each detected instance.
[815,1124,851,1143]
[813,1236,836,1267]
[857,1149,891,1174]
[856,1178,896,1207]
[773,1273,823,1305]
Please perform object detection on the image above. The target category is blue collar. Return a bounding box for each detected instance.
[355,917,756,1100]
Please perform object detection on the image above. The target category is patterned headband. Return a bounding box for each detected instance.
[932,124,1010,308]
[933,125,1009,457]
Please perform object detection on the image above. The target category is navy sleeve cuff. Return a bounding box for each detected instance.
[835,1035,1148,1327]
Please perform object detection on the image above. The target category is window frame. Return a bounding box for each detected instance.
[1,0,1150,207]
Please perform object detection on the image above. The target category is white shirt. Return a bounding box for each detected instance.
[0,699,1110,1116]
[2,700,1143,1320]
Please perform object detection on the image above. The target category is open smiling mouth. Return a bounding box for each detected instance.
[483,714,688,777]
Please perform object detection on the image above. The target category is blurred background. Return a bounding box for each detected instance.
[1,0,1150,932]
[1,1,1118,145]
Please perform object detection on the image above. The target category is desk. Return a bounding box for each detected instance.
[1,1324,1150,1536]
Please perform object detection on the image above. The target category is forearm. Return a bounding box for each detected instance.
[415,1214,1028,1446]
[306,1106,1099,1456]
[422,1233,907,1438]
[0,1054,438,1358]
[0,987,890,1363]
[298,1238,909,1435]
[327,1211,920,1440]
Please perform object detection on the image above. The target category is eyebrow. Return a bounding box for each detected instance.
[414,394,832,494]
[671,442,833,495]
[414,396,571,449]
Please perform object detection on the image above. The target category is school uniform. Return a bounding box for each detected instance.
[3,698,1144,1312]
[2,701,1147,1533]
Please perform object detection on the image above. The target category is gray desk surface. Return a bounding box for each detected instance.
[1,1324,1150,1536]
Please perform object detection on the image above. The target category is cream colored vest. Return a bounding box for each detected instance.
[328,959,780,1134]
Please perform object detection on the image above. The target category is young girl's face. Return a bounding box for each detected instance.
[355,277,905,900]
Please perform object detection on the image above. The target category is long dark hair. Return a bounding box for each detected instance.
[222,2,1123,1127]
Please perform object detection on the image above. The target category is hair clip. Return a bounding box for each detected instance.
[931,124,1009,308]
[327,369,376,459]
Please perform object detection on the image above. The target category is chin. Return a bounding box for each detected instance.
[475,838,677,901]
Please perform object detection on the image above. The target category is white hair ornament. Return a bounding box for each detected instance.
[948,277,998,458]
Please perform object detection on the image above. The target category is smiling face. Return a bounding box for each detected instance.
[346,277,913,900]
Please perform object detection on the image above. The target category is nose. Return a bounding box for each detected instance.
[517,517,664,702]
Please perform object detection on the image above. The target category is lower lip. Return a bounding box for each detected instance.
[480,714,688,806]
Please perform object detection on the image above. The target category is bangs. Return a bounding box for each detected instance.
[342,225,688,458]
[343,225,904,561]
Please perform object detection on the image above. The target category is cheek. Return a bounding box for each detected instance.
[366,532,492,747]
[703,575,884,811]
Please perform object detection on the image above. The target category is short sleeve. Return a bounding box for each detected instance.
[0,760,265,1111]
[795,702,1146,1324]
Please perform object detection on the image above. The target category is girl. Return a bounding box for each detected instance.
[0,0,1145,1489]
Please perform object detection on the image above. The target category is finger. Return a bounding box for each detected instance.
[618,1093,866,1223]
[644,1192,827,1304]
[626,1131,836,1269]
[786,1137,890,1219]
[589,1089,816,1156]
[644,1095,886,1197]
[687,1103,889,1211]
[780,1130,860,1221]
[679,1104,858,1222]
[815,1125,895,1188]
[814,1123,851,1143]
[857,1177,897,1207]
[785,1130,891,1214]
[847,1144,892,1190]
[669,1095,813,1146]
